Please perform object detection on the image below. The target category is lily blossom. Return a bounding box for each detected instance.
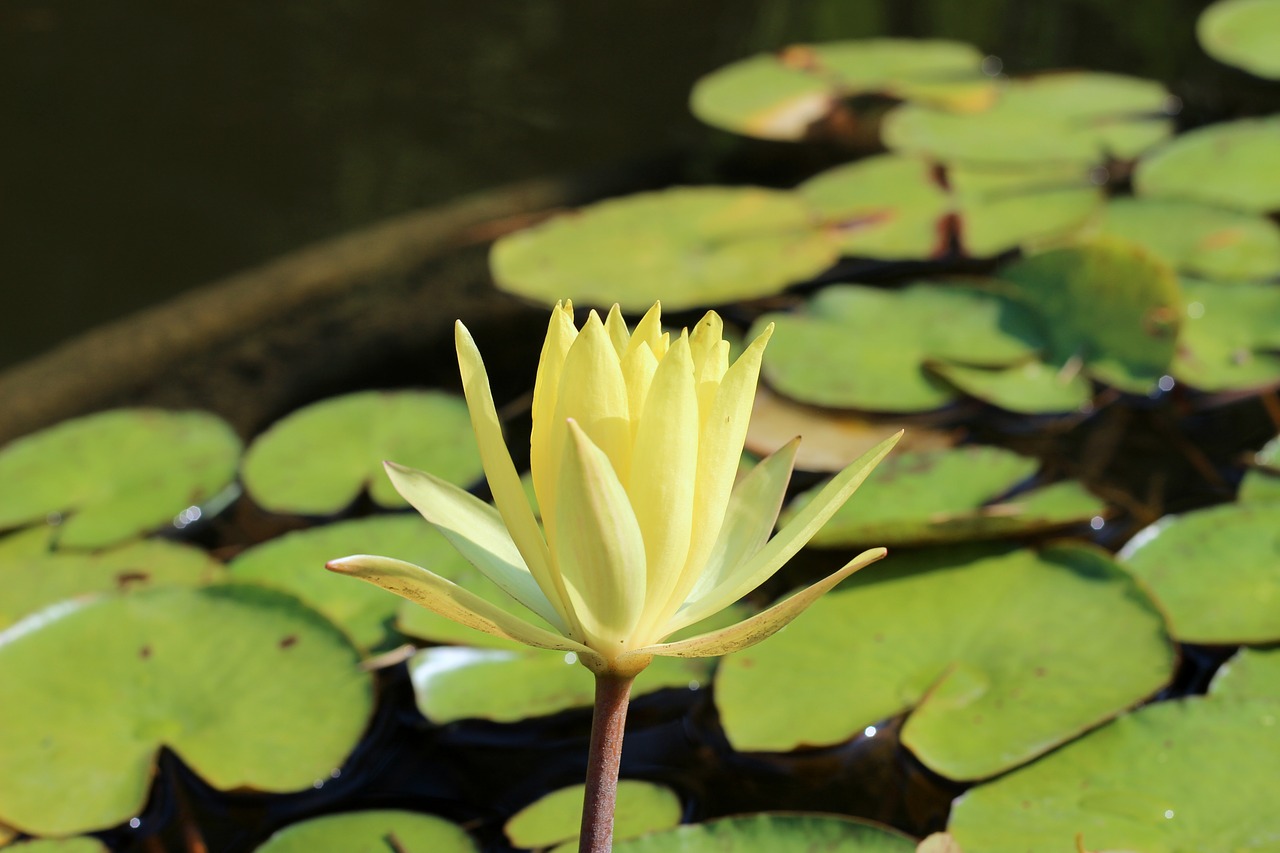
[328,301,899,677]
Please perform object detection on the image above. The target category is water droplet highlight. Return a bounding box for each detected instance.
[864,725,878,738]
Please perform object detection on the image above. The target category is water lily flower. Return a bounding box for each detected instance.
[328,301,898,678]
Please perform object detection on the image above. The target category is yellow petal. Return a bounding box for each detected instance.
[326,554,600,666]
[554,420,648,652]
[604,304,630,356]
[530,301,578,547]
[620,342,658,444]
[624,302,664,359]
[688,310,724,374]
[636,548,885,658]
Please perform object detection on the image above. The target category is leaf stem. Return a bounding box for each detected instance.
[579,671,635,853]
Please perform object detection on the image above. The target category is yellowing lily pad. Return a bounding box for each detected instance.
[786,446,1106,547]
[690,40,994,141]
[1209,646,1280,702]
[0,585,373,836]
[0,409,241,549]
[883,72,1172,166]
[241,391,482,515]
[1135,116,1280,213]
[505,780,680,851]
[0,537,224,630]
[947,695,1280,851]
[999,239,1183,394]
[755,283,1042,413]
[611,813,916,852]
[1118,503,1280,643]
[715,544,1174,780]
[1198,0,1280,80]
[1172,279,1280,393]
[253,810,477,853]
[490,187,839,312]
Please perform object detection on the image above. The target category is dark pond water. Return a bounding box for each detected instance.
[1,0,1257,371]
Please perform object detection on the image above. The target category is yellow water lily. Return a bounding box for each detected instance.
[328,301,898,677]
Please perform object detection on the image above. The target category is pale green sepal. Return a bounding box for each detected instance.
[669,431,901,632]
[383,461,566,632]
[636,547,886,660]
[326,555,599,664]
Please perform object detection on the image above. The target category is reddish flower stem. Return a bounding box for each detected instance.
[579,672,635,853]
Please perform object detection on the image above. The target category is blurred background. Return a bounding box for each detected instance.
[1,0,1243,370]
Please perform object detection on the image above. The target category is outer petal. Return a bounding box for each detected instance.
[555,420,648,653]
[454,322,569,628]
[384,461,566,631]
[671,430,901,631]
[530,301,578,549]
[326,554,600,666]
[631,547,886,660]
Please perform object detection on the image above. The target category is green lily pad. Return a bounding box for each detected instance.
[715,544,1174,780]
[1210,646,1280,701]
[241,391,482,515]
[0,537,224,630]
[949,162,1104,257]
[786,446,1106,547]
[0,585,373,836]
[1135,116,1280,213]
[4,840,110,853]
[1172,279,1280,393]
[611,813,916,853]
[505,780,680,851]
[947,695,1280,851]
[930,358,1094,414]
[798,155,952,260]
[407,604,748,723]
[229,514,474,651]
[490,187,839,312]
[254,810,478,853]
[690,40,994,141]
[755,283,1042,413]
[1239,434,1280,504]
[999,239,1183,394]
[0,409,241,549]
[1118,503,1280,643]
[1198,0,1280,79]
[1092,197,1280,280]
[883,72,1172,166]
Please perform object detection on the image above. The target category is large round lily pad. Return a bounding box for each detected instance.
[999,239,1183,394]
[505,780,680,852]
[947,161,1103,257]
[1210,646,1280,701]
[612,813,916,853]
[0,409,241,549]
[883,72,1172,166]
[929,357,1094,414]
[947,695,1280,851]
[1118,503,1280,643]
[690,40,994,141]
[254,810,477,853]
[1239,434,1280,504]
[1198,0,1280,79]
[5,840,109,853]
[1172,279,1280,393]
[0,585,373,836]
[0,537,224,630]
[490,187,840,311]
[755,283,1042,413]
[715,544,1174,780]
[241,391,482,515]
[1135,116,1280,213]
[785,446,1105,547]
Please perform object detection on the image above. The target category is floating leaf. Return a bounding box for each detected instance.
[1209,646,1280,701]
[883,72,1172,166]
[716,544,1174,780]
[4,839,109,853]
[254,810,478,853]
[999,240,1183,393]
[930,358,1094,414]
[948,162,1103,257]
[755,283,1042,413]
[947,695,1280,851]
[1173,279,1280,393]
[1198,0,1280,80]
[1239,434,1280,504]
[241,391,482,515]
[1118,503,1280,643]
[229,514,472,651]
[505,780,680,851]
[0,537,223,630]
[786,446,1105,547]
[0,585,373,836]
[1135,116,1280,213]
[490,188,839,311]
[0,409,241,549]
[690,40,994,141]
[612,813,916,853]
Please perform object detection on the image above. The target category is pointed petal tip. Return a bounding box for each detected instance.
[325,556,358,573]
